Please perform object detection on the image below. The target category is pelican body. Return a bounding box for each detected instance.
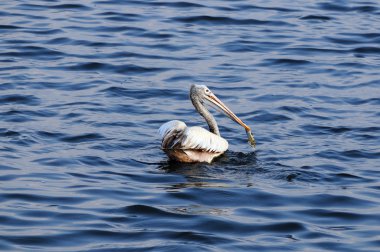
[159,84,254,163]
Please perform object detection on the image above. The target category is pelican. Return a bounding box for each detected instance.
[159,84,256,163]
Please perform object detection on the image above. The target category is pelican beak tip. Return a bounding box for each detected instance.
[246,129,256,148]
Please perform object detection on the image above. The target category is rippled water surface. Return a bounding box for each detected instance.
[1,0,380,251]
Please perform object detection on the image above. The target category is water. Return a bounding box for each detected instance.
[1,0,380,251]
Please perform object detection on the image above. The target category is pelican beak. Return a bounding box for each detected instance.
[205,93,249,130]
[205,92,256,147]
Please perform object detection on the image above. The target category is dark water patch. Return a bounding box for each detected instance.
[285,47,346,55]
[1,12,48,21]
[1,113,34,123]
[24,28,62,35]
[232,4,298,13]
[0,229,229,250]
[37,131,66,140]
[0,66,28,72]
[0,172,67,182]
[60,133,105,143]
[46,37,71,45]
[106,51,198,61]
[57,62,167,75]
[172,16,292,26]
[103,158,146,168]
[261,58,312,66]
[0,233,87,247]
[97,11,141,22]
[279,106,308,114]
[55,212,97,222]
[342,150,380,159]
[261,222,306,233]
[252,112,292,124]
[0,193,87,205]
[356,126,380,133]
[36,81,102,91]
[351,133,379,141]
[15,3,50,11]
[0,94,40,106]
[190,219,307,236]
[309,170,375,186]
[67,172,114,182]
[76,188,133,200]
[93,25,146,33]
[301,125,351,135]
[139,31,174,39]
[334,173,372,183]
[300,15,332,21]
[125,204,193,219]
[168,188,283,208]
[0,25,21,30]
[6,134,37,147]
[102,15,140,22]
[94,0,206,8]
[49,4,92,10]
[307,194,376,208]
[2,39,32,45]
[142,43,190,51]
[49,101,103,109]
[318,2,378,13]
[46,38,124,47]
[101,86,187,100]
[254,94,310,103]
[0,129,21,138]
[224,152,259,167]
[15,3,91,11]
[78,156,112,166]
[164,75,194,82]
[1,109,57,120]
[344,97,380,105]
[151,1,205,8]
[33,157,80,167]
[93,121,136,128]
[340,32,380,39]
[18,210,59,219]
[317,149,380,161]
[61,25,145,35]
[352,47,380,54]
[100,170,184,184]
[0,164,19,171]
[325,36,364,45]
[0,216,44,227]
[220,40,288,53]
[0,46,64,60]
[312,95,345,105]
[335,62,376,70]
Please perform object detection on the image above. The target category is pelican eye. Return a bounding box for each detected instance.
[205,89,210,94]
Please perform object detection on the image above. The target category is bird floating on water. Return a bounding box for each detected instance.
[159,84,255,163]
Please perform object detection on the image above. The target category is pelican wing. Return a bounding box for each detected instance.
[180,127,228,153]
[159,120,187,149]
[159,121,228,153]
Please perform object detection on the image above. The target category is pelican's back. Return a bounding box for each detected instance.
[159,120,228,163]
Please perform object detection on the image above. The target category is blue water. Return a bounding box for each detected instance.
[1,0,380,251]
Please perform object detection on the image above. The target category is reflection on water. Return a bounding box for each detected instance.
[159,151,259,188]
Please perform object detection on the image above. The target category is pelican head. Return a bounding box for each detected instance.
[190,84,251,131]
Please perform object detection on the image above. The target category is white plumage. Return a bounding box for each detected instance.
[159,120,228,163]
[181,126,228,153]
[159,120,228,153]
